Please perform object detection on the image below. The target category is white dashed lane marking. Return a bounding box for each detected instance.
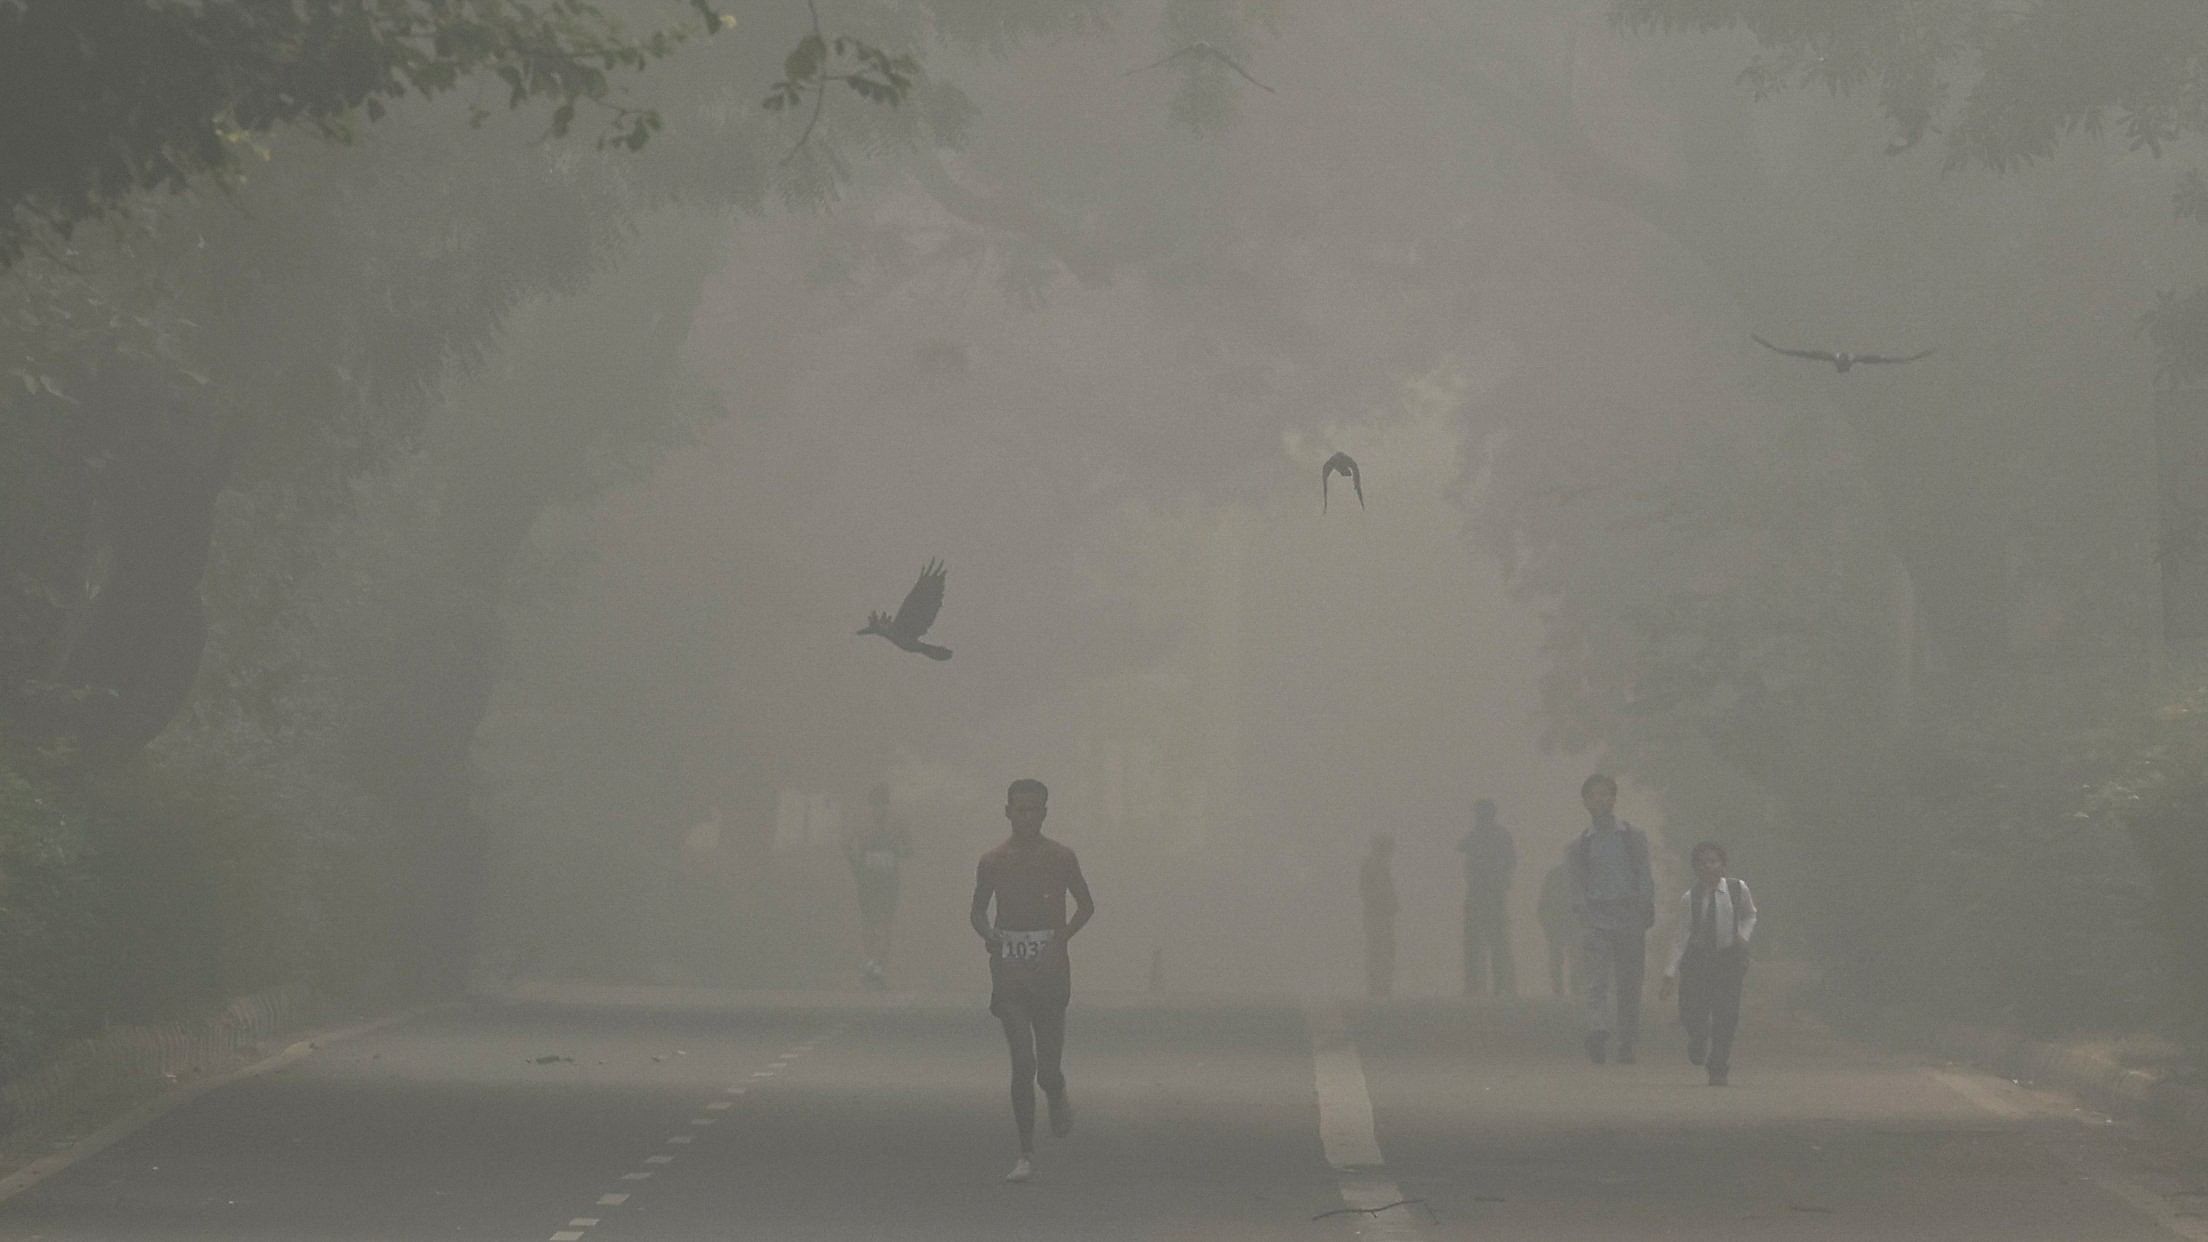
[538,1023,844,1240]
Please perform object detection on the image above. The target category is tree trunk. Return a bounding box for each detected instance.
[11,367,231,761]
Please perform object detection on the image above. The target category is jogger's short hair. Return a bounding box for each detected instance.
[1691,841,1727,867]
[1581,773,1617,798]
[1008,778,1049,802]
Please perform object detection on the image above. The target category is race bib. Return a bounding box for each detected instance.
[996,929,1056,963]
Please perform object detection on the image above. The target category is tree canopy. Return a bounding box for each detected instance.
[0,0,735,265]
[1612,0,2208,379]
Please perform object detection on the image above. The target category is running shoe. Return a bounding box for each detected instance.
[1005,1156,1032,1183]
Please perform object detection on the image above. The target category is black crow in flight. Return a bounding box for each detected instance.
[1752,334,1934,373]
[1322,452,1364,512]
[858,559,952,661]
[1124,41,1275,93]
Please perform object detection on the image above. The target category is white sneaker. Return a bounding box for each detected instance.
[1004,1156,1032,1183]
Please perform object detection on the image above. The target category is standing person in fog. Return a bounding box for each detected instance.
[1536,856,1578,999]
[1660,842,1757,1086]
[1567,774,1655,1064]
[1457,798,1517,997]
[1359,833,1399,1000]
[845,783,911,990]
[971,779,1093,1184]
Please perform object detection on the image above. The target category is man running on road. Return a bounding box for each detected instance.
[971,778,1094,1183]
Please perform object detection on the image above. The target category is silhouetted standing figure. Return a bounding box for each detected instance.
[1568,774,1655,1064]
[1458,798,1517,997]
[1359,834,1398,1000]
[857,559,952,660]
[845,783,911,990]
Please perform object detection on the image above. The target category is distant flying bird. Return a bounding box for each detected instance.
[1752,334,1934,373]
[858,559,952,661]
[1123,41,1275,93]
[1322,452,1364,512]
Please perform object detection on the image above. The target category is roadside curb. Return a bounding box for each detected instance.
[2,984,314,1136]
[0,998,450,1207]
[1924,1020,2208,1138]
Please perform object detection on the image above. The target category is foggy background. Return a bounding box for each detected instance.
[6,0,2206,1066]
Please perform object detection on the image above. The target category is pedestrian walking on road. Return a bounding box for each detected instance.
[846,783,911,990]
[1659,842,1757,1086]
[971,778,1094,1183]
[1536,858,1578,999]
[1567,773,1655,1065]
[1359,833,1399,1000]
[1458,798,1517,997]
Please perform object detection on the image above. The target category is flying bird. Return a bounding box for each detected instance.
[1322,452,1364,512]
[1123,41,1275,93]
[1752,334,1934,373]
[858,559,952,661]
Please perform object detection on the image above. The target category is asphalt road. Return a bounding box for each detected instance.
[0,984,2201,1240]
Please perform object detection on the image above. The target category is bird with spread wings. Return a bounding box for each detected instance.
[1751,334,1934,373]
[1322,452,1363,512]
[858,559,952,661]
[1123,41,1275,92]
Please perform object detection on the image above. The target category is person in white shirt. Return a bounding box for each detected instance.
[1658,842,1757,1085]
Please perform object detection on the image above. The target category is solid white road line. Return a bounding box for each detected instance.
[1302,998,1434,1240]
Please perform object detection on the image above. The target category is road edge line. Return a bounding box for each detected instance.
[0,1001,457,1208]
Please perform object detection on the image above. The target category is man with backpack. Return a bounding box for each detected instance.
[1566,774,1655,1065]
[1659,841,1758,1086]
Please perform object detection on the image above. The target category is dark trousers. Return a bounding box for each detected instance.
[1678,946,1748,1072]
[1583,927,1645,1047]
[1462,899,1515,996]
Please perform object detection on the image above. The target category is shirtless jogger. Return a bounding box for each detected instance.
[971,778,1095,1184]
